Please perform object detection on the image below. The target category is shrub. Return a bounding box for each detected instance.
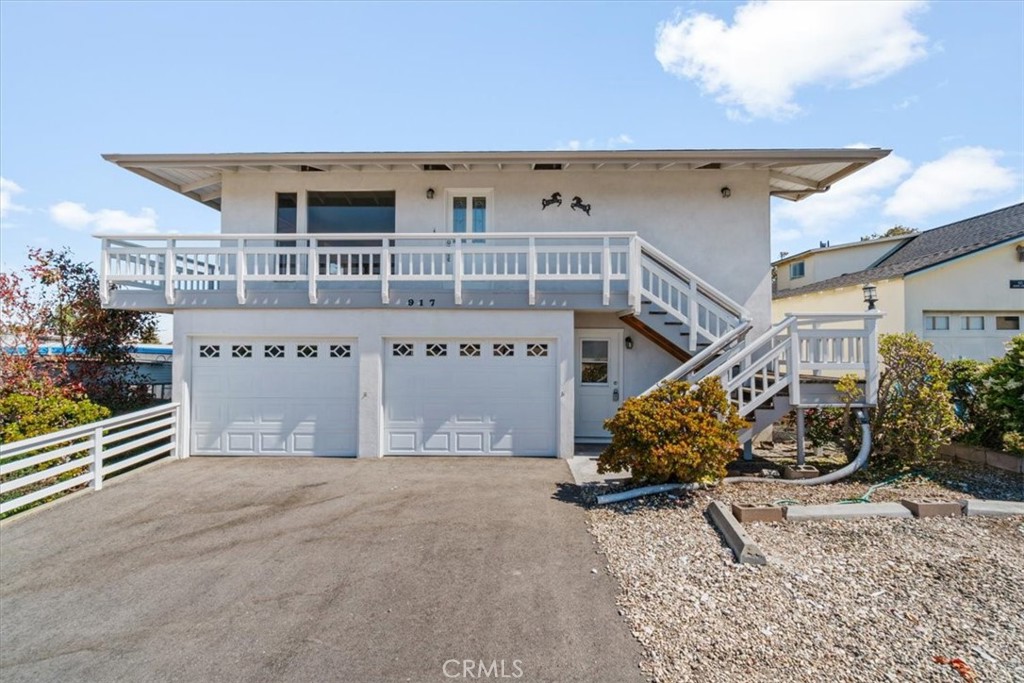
[977,335,1024,448]
[597,377,746,484]
[0,387,110,443]
[869,333,961,467]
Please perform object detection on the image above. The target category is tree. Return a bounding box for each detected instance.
[1,248,158,411]
[860,225,917,241]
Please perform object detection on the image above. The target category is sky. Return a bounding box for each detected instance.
[1,0,1022,340]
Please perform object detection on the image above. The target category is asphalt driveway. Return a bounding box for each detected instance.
[0,457,643,683]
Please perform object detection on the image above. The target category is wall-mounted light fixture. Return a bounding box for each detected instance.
[862,282,878,311]
[426,188,435,200]
[720,186,732,199]
[625,336,634,350]
[1016,244,1024,262]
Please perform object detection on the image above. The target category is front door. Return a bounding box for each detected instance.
[574,330,623,441]
[447,190,491,235]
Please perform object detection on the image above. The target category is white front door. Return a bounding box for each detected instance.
[574,330,623,441]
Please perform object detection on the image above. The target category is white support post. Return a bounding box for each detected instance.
[687,279,699,352]
[811,321,822,376]
[308,238,318,305]
[527,237,537,306]
[164,239,175,306]
[454,237,463,305]
[864,316,879,405]
[380,238,390,304]
[601,237,611,306]
[788,323,802,406]
[99,239,110,305]
[235,239,246,305]
[628,237,641,314]
[91,426,104,491]
[795,408,806,466]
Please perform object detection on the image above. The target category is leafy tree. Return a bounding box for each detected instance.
[977,335,1024,454]
[860,225,917,241]
[1,248,158,412]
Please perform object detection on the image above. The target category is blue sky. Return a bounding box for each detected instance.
[2,1,1022,320]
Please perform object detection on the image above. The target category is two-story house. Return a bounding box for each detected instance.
[98,149,888,459]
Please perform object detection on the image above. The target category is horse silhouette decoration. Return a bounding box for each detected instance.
[570,196,591,216]
[541,192,562,210]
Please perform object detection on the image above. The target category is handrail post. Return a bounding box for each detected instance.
[687,279,699,352]
[308,237,318,305]
[380,237,391,304]
[601,237,611,306]
[164,239,175,305]
[454,237,463,305]
[91,426,104,491]
[629,237,641,314]
[235,238,246,305]
[788,320,802,406]
[527,237,537,306]
[864,315,879,405]
[99,239,110,305]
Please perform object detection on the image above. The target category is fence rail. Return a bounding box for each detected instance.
[0,403,180,517]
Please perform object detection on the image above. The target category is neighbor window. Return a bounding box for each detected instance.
[789,261,805,279]
[962,315,984,331]
[925,315,949,331]
[996,315,1021,330]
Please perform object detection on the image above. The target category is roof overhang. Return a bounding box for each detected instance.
[102,148,891,211]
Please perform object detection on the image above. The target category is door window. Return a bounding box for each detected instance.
[581,340,609,384]
[449,192,490,233]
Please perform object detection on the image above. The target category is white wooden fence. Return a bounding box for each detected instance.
[0,403,180,516]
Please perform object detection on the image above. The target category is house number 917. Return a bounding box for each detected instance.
[407,299,436,307]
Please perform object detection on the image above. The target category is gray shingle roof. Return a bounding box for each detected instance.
[775,203,1024,299]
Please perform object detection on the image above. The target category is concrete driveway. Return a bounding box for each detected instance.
[0,457,643,683]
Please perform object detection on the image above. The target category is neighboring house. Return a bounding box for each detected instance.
[5,343,172,400]
[773,203,1024,361]
[97,149,887,458]
[775,233,914,292]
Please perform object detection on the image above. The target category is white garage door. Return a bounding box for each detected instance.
[384,340,558,456]
[191,339,358,456]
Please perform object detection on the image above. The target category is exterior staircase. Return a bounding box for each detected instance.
[628,238,881,453]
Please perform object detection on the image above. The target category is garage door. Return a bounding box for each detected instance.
[384,339,558,456]
[191,339,358,456]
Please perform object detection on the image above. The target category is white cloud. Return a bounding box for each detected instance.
[774,145,912,235]
[0,177,28,221]
[49,201,159,234]
[884,147,1019,221]
[893,95,919,110]
[655,1,929,120]
[555,134,635,151]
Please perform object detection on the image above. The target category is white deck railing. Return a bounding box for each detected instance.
[0,403,180,516]
[646,312,882,412]
[99,232,638,307]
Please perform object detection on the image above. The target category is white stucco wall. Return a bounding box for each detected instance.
[173,308,577,457]
[905,241,1024,360]
[218,168,773,331]
[776,238,910,291]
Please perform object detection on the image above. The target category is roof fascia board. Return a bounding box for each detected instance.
[902,236,1024,278]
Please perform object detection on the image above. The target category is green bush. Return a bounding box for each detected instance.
[0,388,110,443]
[597,377,746,484]
[977,335,1024,447]
[869,333,961,467]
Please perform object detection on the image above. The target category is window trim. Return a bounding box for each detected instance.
[924,315,950,331]
[996,315,1021,331]
[789,261,805,279]
[961,315,985,331]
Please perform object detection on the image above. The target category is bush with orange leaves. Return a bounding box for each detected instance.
[597,377,745,484]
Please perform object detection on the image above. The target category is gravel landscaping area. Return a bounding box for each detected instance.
[585,460,1024,683]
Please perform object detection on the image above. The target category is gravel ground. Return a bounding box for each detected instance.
[586,460,1024,683]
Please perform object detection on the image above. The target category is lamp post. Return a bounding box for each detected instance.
[862,282,878,311]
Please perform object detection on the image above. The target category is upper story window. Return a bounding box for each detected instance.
[448,190,491,234]
[307,191,396,235]
[961,315,985,331]
[996,315,1021,330]
[924,315,949,331]
[276,193,297,234]
[789,261,805,279]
